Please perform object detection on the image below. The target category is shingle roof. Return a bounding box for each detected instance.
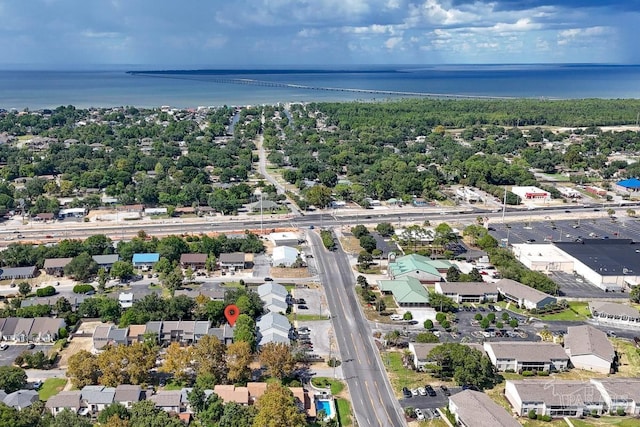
[219,252,246,263]
[589,301,640,320]
[496,279,555,305]
[256,312,291,333]
[485,342,568,363]
[43,258,73,269]
[46,391,82,409]
[213,385,250,405]
[377,277,430,304]
[92,254,119,265]
[508,380,604,406]
[114,385,142,403]
[149,390,182,407]
[180,253,207,264]
[257,282,288,299]
[592,378,640,404]
[450,390,521,427]
[3,390,39,409]
[81,385,116,404]
[0,266,37,279]
[565,325,615,363]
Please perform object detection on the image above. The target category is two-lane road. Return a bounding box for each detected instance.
[308,231,406,427]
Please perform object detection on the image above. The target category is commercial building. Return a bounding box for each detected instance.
[511,186,551,201]
[616,178,640,193]
[269,232,300,247]
[387,253,450,283]
[511,244,574,273]
[495,279,557,310]
[272,246,300,267]
[434,282,499,303]
[377,276,431,307]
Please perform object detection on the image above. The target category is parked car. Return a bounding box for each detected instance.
[425,385,436,396]
[296,298,307,304]
[402,387,412,398]
[389,314,403,321]
[417,387,426,396]
[411,388,419,396]
[298,305,309,310]
[440,385,451,396]
[0,343,8,351]
[27,343,35,350]
[264,277,273,281]
[415,408,425,420]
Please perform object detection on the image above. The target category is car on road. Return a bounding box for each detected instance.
[607,331,617,338]
[27,343,35,349]
[264,277,273,281]
[440,385,451,396]
[402,387,412,398]
[415,408,425,420]
[298,326,310,332]
[0,343,8,351]
[298,305,309,310]
[296,298,307,304]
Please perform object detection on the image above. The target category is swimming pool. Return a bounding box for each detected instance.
[316,398,336,419]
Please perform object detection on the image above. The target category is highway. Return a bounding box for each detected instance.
[308,230,406,427]
[0,204,629,245]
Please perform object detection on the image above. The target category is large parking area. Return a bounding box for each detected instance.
[549,271,628,299]
[0,343,51,366]
[399,385,463,413]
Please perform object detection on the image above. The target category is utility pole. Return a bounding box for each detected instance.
[501,186,507,223]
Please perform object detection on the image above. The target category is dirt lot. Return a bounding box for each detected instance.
[57,320,103,368]
[270,267,311,278]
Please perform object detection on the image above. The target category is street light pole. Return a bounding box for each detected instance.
[502,187,507,224]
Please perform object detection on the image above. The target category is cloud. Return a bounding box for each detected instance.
[557,26,611,46]
[385,36,403,49]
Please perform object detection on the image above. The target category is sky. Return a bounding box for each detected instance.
[0,0,638,68]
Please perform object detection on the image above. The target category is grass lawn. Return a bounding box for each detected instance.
[39,378,67,400]
[571,418,640,427]
[382,295,398,309]
[288,313,329,322]
[220,281,243,288]
[521,420,568,427]
[539,301,590,321]
[311,377,345,395]
[614,339,640,377]
[384,351,436,393]
[336,398,353,426]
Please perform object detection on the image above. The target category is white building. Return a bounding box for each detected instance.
[272,246,300,267]
[449,390,521,427]
[511,244,574,273]
[564,325,614,374]
[483,341,569,373]
[511,186,551,202]
[269,232,300,247]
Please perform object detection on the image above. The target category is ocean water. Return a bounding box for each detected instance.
[0,64,639,110]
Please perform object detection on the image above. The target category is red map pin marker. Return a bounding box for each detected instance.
[224,304,240,326]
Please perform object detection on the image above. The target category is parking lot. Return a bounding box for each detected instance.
[549,271,628,299]
[400,385,462,412]
[0,344,51,366]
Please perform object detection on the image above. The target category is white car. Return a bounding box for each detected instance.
[417,387,427,396]
[389,314,403,321]
[415,408,425,420]
[0,343,8,351]
[411,388,419,396]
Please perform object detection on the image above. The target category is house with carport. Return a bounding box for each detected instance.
[564,325,615,374]
[484,341,569,373]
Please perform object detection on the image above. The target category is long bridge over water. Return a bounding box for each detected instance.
[131,73,516,100]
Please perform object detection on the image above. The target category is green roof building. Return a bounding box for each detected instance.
[388,253,451,283]
[378,277,430,307]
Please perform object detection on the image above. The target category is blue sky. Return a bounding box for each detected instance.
[0,0,637,68]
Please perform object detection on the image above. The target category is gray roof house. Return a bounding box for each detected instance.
[589,301,640,326]
[93,324,113,351]
[256,312,291,347]
[257,283,290,314]
[92,254,119,270]
[496,279,557,310]
[45,391,82,415]
[81,385,116,413]
[564,325,615,374]
[1,318,19,341]
[3,389,39,409]
[0,266,38,280]
[14,318,34,342]
[114,385,144,408]
[592,377,640,416]
[149,390,184,413]
[449,389,521,427]
[209,324,235,345]
[484,341,569,373]
[29,317,65,343]
[505,379,605,417]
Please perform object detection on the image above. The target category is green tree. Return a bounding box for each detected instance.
[631,285,640,303]
[233,314,257,351]
[49,408,93,427]
[0,366,27,393]
[97,403,130,424]
[403,311,413,321]
[429,293,457,313]
[110,261,134,281]
[446,266,460,282]
[423,319,434,330]
[83,234,113,256]
[18,281,31,297]
[305,185,332,208]
[375,222,395,237]
[259,343,295,380]
[64,252,99,281]
[351,224,370,238]
[468,268,483,282]
[415,332,439,343]
[66,350,100,388]
[219,401,256,427]
[97,268,108,292]
[427,343,496,389]
[359,235,377,253]
[253,383,307,427]
[162,267,184,295]
[129,400,184,427]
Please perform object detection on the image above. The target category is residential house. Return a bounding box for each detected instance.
[564,325,615,374]
[0,266,37,280]
[213,385,250,405]
[256,312,291,347]
[248,199,279,213]
[496,279,557,310]
[114,385,144,408]
[483,342,569,373]
[218,252,252,271]
[92,254,119,271]
[29,317,65,342]
[34,212,55,222]
[179,253,207,270]
[257,282,290,314]
[208,324,235,345]
[132,253,160,271]
[45,391,82,415]
[127,324,147,345]
[0,318,19,341]
[3,390,39,410]
[81,385,116,414]
[272,246,300,267]
[592,378,640,416]
[119,292,134,309]
[387,253,449,283]
[92,324,128,352]
[505,380,605,417]
[14,318,34,343]
[149,390,184,413]
[173,206,196,216]
[434,282,499,303]
[449,389,521,427]
[377,277,431,307]
[409,342,485,371]
[43,257,73,276]
[589,301,640,327]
